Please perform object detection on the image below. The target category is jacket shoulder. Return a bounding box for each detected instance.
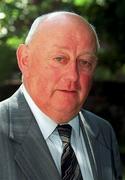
[81,109,117,148]
[0,98,10,123]
[81,109,113,130]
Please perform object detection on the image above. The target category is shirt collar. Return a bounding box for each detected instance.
[69,116,80,137]
[21,84,80,140]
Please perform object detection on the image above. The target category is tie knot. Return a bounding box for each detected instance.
[57,124,72,144]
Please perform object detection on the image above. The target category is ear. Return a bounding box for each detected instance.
[16,44,29,74]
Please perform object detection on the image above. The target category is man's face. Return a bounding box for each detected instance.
[18,16,98,122]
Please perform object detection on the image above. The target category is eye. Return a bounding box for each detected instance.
[54,55,68,65]
[78,59,97,72]
[55,56,64,62]
[79,59,92,67]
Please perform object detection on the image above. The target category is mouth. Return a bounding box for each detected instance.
[57,89,78,94]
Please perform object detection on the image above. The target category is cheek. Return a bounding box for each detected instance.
[36,66,60,91]
[43,65,62,82]
[80,75,93,92]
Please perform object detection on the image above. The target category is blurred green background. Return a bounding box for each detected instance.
[1,0,125,83]
[0,0,125,177]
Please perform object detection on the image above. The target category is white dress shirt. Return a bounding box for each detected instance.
[21,85,94,180]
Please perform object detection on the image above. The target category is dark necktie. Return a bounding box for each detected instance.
[57,124,83,180]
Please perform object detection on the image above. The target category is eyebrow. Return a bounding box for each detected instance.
[78,51,98,58]
[52,45,98,59]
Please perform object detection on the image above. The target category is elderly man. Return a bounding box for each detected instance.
[0,11,122,180]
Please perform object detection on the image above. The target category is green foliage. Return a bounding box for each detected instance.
[74,0,93,6]
[0,0,125,83]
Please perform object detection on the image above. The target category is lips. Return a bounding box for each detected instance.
[57,89,78,94]
[61,89,76,92]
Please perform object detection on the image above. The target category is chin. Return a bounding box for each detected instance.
[54,103,80,115]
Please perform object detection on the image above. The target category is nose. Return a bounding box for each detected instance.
[65,62,79,82]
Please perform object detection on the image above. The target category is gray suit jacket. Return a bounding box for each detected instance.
[0,87,122,180]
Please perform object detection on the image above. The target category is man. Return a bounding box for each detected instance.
[0,11,122,180]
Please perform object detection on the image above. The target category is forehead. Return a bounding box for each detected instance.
[36,14,93,35]
[30,14,97,52]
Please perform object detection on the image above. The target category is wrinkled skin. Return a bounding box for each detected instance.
[17,13,98,123]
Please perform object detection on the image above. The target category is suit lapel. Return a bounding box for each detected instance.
[9,88,61,180]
